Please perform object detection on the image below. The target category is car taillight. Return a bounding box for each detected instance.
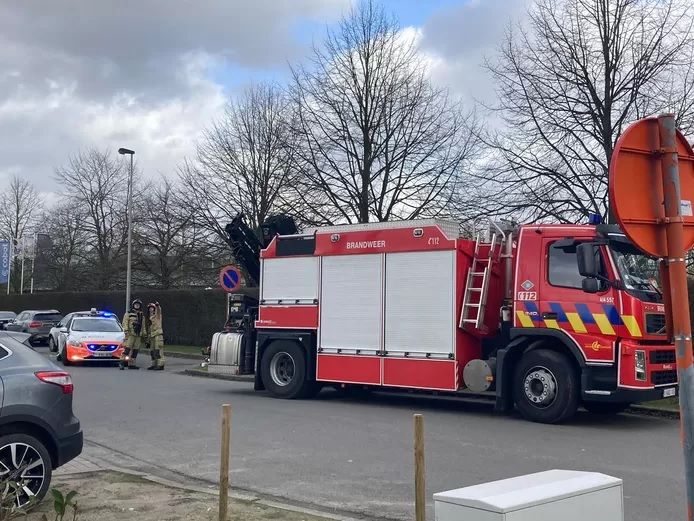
[28,321,42,328]
[35,371,74,394]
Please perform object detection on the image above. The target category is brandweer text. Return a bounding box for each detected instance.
[346,240,386,249]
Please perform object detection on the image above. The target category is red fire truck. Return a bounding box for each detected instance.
[211,216,678,424]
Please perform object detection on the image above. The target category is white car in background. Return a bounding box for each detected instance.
[49,312,80,352]
[56,311,125,366]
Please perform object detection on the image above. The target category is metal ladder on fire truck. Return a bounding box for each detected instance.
[459,223,505,332]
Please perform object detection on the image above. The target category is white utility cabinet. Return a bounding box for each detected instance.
[434,470,623,521]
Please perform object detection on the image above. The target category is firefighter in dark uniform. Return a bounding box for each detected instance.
[120,299,145,370]
[146,302,165,370]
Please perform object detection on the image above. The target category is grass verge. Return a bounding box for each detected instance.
[166,344,206,357]
[37,470,334,521]
[640,396,679,412]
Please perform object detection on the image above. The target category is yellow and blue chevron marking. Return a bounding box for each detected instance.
[516,302,642,337]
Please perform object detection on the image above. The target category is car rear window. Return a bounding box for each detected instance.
[34,313,63,322]
[0,312,15,319]
[72,318,122,332]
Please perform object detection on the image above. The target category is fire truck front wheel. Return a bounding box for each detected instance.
[261,341,317,399]
[513,349,579,424]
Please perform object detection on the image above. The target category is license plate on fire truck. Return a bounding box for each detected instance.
[664,387,677,398]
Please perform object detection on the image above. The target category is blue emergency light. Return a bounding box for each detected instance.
[588,213,602,225]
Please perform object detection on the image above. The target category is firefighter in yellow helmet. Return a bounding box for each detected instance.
[146,302,165,370]
[120,299,146,370]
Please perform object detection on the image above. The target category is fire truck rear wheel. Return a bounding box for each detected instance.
[513,348,579,424]
[261,341,316,399]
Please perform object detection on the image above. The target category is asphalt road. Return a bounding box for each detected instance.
[47,348,684,521]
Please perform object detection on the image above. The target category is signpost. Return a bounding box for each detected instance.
[0,241,10,286]
[610,114,694,520]
[219,265,243,293]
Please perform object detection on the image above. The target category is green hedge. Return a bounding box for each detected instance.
[0,289,230,346]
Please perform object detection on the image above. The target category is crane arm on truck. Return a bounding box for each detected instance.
[224,214,263,286]
[223,213,300,286]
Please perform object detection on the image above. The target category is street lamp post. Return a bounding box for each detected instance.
[118,147,135,316]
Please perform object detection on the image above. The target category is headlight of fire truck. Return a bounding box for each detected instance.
[635,350,647,381]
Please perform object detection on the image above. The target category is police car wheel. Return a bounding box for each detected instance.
[513,348,579,424]
[60,350,71,366]
[48,337,57,353]
[261,341,315,399]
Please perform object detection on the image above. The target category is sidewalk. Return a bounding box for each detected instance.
[44,444,364,521]
[181,364,254,382]
[36,466,335,521]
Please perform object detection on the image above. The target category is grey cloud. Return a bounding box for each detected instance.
[0,0,348,194]
[419,0,530,105]
[421,0,529,59]
[0,0,348,103]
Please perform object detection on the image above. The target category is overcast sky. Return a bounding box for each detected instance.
[0,0,526,199]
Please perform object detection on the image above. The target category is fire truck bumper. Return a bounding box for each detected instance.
[581,365,678,403]
[583,385,678,403]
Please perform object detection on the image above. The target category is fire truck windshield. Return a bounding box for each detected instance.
[609,241,662,303]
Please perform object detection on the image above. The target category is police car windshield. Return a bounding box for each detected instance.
[71,318,122,332]
[609,240,661,301]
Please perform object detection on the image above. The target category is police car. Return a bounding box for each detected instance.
[56,309,124,366]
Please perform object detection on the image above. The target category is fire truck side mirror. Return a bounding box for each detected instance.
[576,242,598,277]
[581,277,600,294]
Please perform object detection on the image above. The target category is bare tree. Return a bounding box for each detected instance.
[0,176,43,291]
[0,175,42,243]
[133,178,202,289]
[290,0,478,224]
[180,82,296,247]
[481,0,694,223]
[54,149,130,289]
[41,202,88,291]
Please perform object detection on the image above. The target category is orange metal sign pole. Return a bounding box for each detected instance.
[657,114,694,521]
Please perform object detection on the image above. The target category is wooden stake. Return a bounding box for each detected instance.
[219,404,231,521]
[414,414,425,521]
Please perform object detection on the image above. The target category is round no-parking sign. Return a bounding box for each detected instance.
[219,265,243,293]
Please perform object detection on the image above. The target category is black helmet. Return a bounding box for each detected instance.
[131,299,143,311]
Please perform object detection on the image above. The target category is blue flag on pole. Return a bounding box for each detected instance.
[0,242,10,284]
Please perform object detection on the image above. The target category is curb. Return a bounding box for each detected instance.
[71,466,367,521]
[166,352,205,360]
[627,404,679,420]
[181,362,682,419]
[80,441,380,521]
[181,368,254,383]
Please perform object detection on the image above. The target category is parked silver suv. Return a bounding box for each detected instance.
[5,310,63,346]
[0,331,82,506]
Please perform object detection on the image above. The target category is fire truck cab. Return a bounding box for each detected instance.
[212,217,677,424]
